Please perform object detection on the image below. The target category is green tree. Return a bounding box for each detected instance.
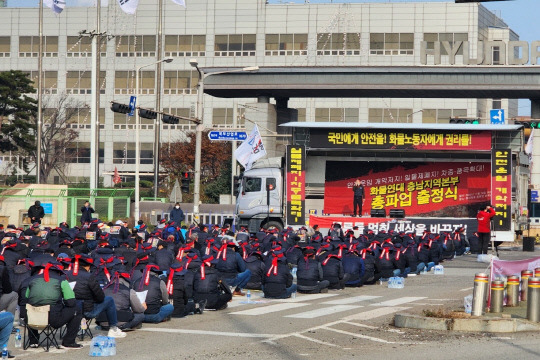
[204,160,232,203]
[0,71,38,170]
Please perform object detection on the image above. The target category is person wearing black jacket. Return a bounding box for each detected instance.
[342,250,365,287]
[132,264,173,323]
[193,255,231,310]
[27,201,45,224]
[215,239,251,296]
[352,179,365,217]
[262,249,296,299]
[296,247,329,294]
[244,252,265,290]
[320,253,349,290]
[67,254,126,338]
[80,201,95,224]
[0,256,17,316]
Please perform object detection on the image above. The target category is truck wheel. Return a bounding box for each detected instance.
[264,221,283,232]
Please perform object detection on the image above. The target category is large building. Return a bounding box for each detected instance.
[0,0,520,186]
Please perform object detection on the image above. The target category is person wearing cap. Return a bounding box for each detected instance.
[477,204,496,255]
[262,247,296,299]
[101,271,145,331]
[27,200,45,225]
[215,238,251,296]
[193,255,231,310]
[342,250,365,287]
[80,201,95,225]
[167,262,202,318]
[24,261,83,349]
[68,254,127,338]
[244,251,265,290]
[155,240,175,272]
[132,264,174,323]
[320,253,348,290]
[297,247,329,294]
[352,179,365,217]
[169,203,185,227]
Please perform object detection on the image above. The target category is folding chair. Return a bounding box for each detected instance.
[78,317,94,341]
[23,304,60,352]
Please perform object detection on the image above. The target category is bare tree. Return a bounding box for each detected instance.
[34,93,88,183]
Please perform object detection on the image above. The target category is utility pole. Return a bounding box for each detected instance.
[90,0,101,195]
[154,0,164,199]
[36,0,43,183]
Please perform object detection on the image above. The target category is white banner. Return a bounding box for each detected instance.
[117,0,139,14]
[234,124,266,170]
[44,0,66,14]
[170,0,186,7]
[526,127,534,156]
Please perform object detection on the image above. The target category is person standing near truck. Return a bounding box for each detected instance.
[352,179,365,217]
[477,205,496,255]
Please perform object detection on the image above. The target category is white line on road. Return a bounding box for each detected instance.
[230,302,309,316]
[460,287,474,292]
[292,333,339,347]
[278,293,339,303]
[321,327,406,344]
[284,305,362,319]
[322,295,382,305]
[344,306,410,321]
[370,297,426,307]
[140,327,275,338]
[342,321,378,329]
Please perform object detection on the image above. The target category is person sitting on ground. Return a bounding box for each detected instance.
[244,251,265,290]
[193,255,231,311]
[296,247,329,294]
[342,249,365,287]
[262,247,297,299]
[132,264,174,323]
[215,237,251,296]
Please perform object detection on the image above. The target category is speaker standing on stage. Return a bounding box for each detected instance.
[476,205,496,254]
[352,179,365,217]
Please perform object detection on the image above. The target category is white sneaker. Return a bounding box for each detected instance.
[108,327,127,338]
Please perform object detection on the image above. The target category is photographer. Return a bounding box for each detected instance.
[477,204,496,255]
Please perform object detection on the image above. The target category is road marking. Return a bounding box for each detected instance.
[409,303,444,306]
[322,327,404,344]
[370,297,426,307]
[342,321,378,329]
[230,302,309,315]
[460,287,474,292]
[344,306,410,321]
[285,305,362,319]
[292,333,339,347]
[322,295,382,305]
[279,293,339,302]
[140,327,275,338]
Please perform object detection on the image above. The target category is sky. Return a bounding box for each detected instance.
[6,0,538,115]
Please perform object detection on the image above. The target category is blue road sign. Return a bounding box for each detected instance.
[532,190,539,202]
[129,96,136,117]
[208,131,248,141]
[490,109,505,124]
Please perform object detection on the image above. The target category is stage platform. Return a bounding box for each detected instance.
[308,215,477,235]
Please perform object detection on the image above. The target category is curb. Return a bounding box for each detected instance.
[394,314,540,333]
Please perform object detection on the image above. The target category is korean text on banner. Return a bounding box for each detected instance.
[491,149,512,231]
[286,146,306,225]
[234,125,266,170]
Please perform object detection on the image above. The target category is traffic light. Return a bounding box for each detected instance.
[233,175,242,197]
[181,172,191,193]
[514,121,540,128]
[139,109,157,119]
[110,102,130,114]
[449,118,480,124]
[162,114,180,124]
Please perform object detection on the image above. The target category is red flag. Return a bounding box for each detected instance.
[113,167,122,185]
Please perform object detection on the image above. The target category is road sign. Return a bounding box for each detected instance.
[129,96,136,117]
[490,109,505,124]
[532,190,539,202]
[208,131,248,141]
[41,203,53,214]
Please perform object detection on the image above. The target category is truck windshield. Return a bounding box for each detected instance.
[243,177,262,192]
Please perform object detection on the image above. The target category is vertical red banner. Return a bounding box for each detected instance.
[491,149,512,231]
[286,145,305,225]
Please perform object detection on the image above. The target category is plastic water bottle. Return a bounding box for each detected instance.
[246,290,251,303]
[91,340,101,357]
[14,329,21,348]
[81,318,88,330]
[109,337,116,356]
[291,291,296,299]
[291,267,297,279]
[1,345,7,360]
[102,337,109,357]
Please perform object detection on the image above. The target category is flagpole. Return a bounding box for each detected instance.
[90,0,101,196]
[36,0,43,183]
[154,0,164,199]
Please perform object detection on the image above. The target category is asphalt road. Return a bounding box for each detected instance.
[12,246,540,360]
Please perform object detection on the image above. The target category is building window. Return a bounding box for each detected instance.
[370,33,413,55]
[67,108,105,129]
[26,71,58,94]
[161,108,196,130]
[212,108,245,127]
[164,35,205,57]
[113,112,154,130]
[113,142,153,164]
[493,45,501,65]
[297,108,306,122]
[265,34,307,56]
[368,108,413,123]
[66,71,106,95]
[66,142,104,164]
[115,35,156,57]
[317,33,360,55]
[214,34,256,56]
[0,37,10,57]
[67,36,106,57]
[114,70,155,95]
[422,109,467,124]
[19,36,58,57]
[424,33,468,55]
[315,108,359,122]
[492,99,502,110]
[163,70,198,95]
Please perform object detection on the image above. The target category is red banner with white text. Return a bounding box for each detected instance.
[324,161,491,217]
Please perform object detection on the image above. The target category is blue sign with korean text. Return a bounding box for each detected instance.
[42,203,53,215]
[129,96,136,117]
[532,190,539,202]
[208,131,248,141]
[490,109,505,124]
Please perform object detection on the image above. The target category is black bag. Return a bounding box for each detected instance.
[218,280,231,296]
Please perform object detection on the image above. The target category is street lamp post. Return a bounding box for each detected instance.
[134,58,173,222]
[189,59,259,222]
